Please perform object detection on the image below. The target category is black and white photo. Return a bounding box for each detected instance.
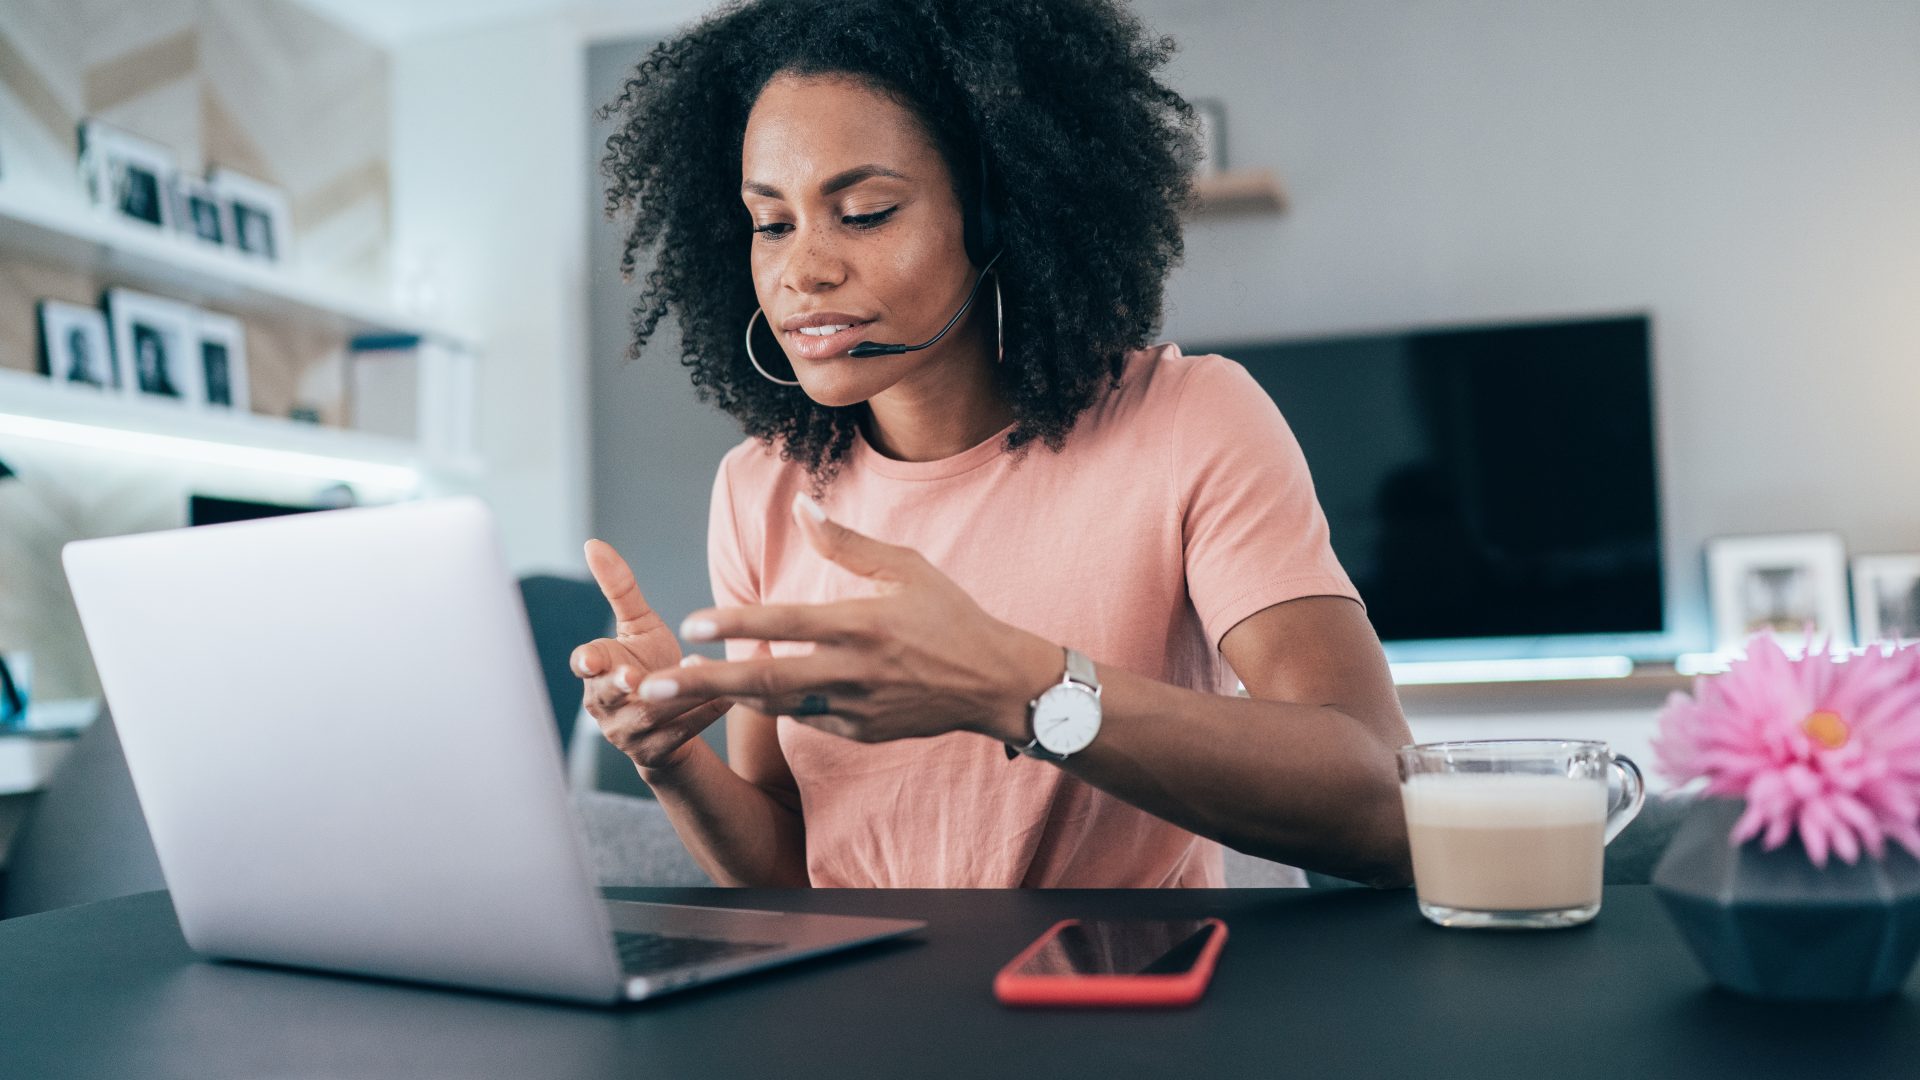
[77,119,177,230]
[1707,532,1853,651]
[1853,555,1920,646]
[173,174,227,247]
[194,312,251,411]
[133,324,179,397]
[36,299,119,392]
[209,168,292,263]
[105,288,202,406]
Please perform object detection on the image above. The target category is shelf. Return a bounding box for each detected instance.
[0,183,472,350]
[1233,659,1698,713]
[1190,168,1288,215]
[0,367,430,490]
[1393,662,1696,717]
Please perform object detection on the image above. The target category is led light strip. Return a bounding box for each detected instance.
[1388,655,1637,686]
[1672,653,1733,676]
[0,412,421,490]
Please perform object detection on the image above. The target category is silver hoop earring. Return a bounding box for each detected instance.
[744,309,800,387]
[993,271,1004,365]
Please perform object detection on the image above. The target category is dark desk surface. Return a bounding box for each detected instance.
[2,885,1916,1079]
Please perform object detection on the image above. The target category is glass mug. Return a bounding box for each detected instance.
[1396,740,1645,929]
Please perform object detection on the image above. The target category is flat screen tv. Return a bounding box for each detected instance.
[1196,314,1663,646]
[188,494,328,527]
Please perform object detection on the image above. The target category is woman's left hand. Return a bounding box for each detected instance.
[635,493,1058,745]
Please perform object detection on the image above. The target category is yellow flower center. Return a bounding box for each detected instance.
[1802,709,1850,750]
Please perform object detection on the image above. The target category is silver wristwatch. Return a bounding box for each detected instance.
[1005,647,1102,762]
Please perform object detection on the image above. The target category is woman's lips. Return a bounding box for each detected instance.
[783,320,876,361]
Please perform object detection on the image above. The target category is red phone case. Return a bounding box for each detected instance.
[992,918,1227,1008]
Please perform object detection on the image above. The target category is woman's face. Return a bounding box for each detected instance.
[741,72,985,408]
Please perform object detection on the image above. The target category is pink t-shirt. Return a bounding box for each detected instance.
[706,342,1361,888]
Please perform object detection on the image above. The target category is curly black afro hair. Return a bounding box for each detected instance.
[601,0,1198,488]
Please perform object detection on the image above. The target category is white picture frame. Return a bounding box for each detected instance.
[1191,97,1228,178]
[105,288,202,407]
[172,173,229,248]
[1852,554,1920,647]
[208,167,291,263]
[1706,532,1852,652]
[77,119,176,231]
[36,299,120,393]
[193,311,251,412]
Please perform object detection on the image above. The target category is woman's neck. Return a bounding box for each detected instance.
[860,315,1009,462]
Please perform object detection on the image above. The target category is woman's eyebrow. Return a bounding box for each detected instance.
[741,164,910,199]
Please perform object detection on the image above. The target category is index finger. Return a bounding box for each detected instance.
[680,598,878,646]
[584,539,657,636]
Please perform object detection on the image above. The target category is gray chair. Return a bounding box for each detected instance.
[518,573,658,799]
[1219,847,1314,888]
[517,574,613,753]
[568,790,711,887]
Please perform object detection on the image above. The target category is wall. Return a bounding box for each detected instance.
[584,38,748,645]
[388,17,592,576]
[0,0,391,275]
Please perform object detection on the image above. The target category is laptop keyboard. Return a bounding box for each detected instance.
[613,931,781,975]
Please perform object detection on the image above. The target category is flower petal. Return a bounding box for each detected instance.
[1799,803,1832,868]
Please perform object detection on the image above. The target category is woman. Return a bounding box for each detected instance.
[574,0,1413,890]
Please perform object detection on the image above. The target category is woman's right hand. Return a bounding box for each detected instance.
[571,539,731,772]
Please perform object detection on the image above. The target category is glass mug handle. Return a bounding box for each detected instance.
[1602,753,1646,845]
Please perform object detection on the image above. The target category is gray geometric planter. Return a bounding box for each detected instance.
[1653,798,1920,1000]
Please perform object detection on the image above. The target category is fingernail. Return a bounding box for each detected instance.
[679,655,703,668]
[572,655,587,676]
[638,678,677,702]
[681,617,717,641]
[792,492,827,524]
[615,668,635,692]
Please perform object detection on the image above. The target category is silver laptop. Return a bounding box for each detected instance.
[61,496,922,1004]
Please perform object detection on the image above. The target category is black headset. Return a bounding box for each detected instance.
[961,142,1001,269]
[847,143,1003,358]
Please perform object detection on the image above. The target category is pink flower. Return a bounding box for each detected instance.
[1653,633,1920,867]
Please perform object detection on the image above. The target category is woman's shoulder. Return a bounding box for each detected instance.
[1092,341,1262,429]
[718,434,774,470]
[711,435,810,510]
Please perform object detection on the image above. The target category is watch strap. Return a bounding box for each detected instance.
[1064,646,1099,692]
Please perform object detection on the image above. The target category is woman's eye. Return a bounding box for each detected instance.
[750,207,895,240]
[844,207,897,229]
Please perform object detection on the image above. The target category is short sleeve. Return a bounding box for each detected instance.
[1173,355,1363,649]
[706,448,764,662]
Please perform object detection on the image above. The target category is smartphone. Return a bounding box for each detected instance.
[993,917,1227,1008]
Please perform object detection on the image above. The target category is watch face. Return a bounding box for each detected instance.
[1034,684,1101,756]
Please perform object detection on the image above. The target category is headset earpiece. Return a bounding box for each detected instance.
[962,143,1001,268]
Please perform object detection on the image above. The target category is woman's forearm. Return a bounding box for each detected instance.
[636,737,810,888]
[995,639,1414,888]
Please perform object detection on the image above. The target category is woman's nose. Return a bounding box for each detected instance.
[778,221,848,293]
